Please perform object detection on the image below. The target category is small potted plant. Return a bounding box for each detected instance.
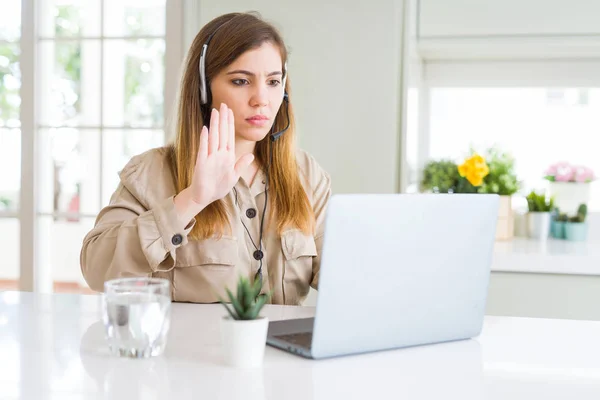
[564,204,589,242]
[551,210,568,239]
[526,190,555,240]
[220,275,272,368]
[420,151,520,241]
[545,162,594,215]
[420,159,460,193]
[478,147,520,240]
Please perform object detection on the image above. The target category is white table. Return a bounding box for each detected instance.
[1,292,600,399]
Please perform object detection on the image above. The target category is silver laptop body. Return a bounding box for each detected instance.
[267,193,499,359]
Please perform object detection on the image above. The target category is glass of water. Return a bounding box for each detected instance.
[103,277,171,358]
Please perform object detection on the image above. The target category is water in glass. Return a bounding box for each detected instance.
[103,278,171,358]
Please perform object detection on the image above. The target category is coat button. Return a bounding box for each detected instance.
[246,208,257,218]
[171,234,183,246]
[253,250,264,260]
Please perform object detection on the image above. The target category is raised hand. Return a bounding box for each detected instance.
[174,103,254,223]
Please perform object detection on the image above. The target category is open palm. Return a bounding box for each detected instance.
[190,103,254,207]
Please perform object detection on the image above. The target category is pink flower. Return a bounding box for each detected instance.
[545,162,570,177]
[545,162,594,183]
[575,166,595,183]
[556,169,575,182]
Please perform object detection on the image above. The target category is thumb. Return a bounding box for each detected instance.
[234,153,255,177]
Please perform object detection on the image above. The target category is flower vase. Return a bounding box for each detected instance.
[550,220,566,239]
[220,316,269,368]
[564,222,589,242]
[548,182,591,215]
[527,212,551,240]
[495,195,514,241]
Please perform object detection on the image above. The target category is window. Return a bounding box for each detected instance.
[424,87,600,210]
[0,0,181,293]
[0,0,21,288]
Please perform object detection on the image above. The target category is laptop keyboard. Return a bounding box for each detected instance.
[274,332,313,349]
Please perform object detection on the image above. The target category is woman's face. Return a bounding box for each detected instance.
[210,42,285,143]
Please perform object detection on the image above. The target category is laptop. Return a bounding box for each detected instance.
[267,193,499,359]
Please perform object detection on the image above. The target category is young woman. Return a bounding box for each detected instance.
[80,12,331,305]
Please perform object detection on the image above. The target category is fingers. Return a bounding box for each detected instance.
[219,103,228,150]
[208,108,219,155]
[228,108,235,151]
[234,153,255,177]
[197,125,208,164]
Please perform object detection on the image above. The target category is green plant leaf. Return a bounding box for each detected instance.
[247,293,269,320]
[420,159,460,193]
[220,302,238,320]
[237,278,244,305]
[252,276,262,295]
[477,146,520,195]
[526,190,555,212]
[241,277,254,309]
[226,287,245,318]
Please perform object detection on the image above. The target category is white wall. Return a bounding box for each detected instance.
[185,0,407,195]
[417,0,600,60]
[418,0,600,38]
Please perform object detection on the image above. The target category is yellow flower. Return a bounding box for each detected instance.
[458,153,489,187]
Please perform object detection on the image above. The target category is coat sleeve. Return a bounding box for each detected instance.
[310,170,332,290]
[80,183,196,292]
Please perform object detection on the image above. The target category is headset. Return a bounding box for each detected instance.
[199,21,291,287]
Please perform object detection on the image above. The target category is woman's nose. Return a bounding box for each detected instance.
[250,85,269,107]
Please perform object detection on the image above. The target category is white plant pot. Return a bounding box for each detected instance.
[548,182,591,215]
[220,316,269,368]
[527,212,551,240]
[495,195,514,241]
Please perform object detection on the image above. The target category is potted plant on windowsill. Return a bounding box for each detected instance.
[545,162,594,215]
[420,159,461,194]
[219,276,272,368]
[550,210,568,239]
[419,148,521,241]
[564,204,589,242]
[526,190,555,240]
[477,147,520,241]
[420,153,489,194]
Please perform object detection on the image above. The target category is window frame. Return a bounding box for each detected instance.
[16,0,183,291]
[408,59,600,197]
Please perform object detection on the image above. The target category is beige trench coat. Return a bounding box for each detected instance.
[80,147,332,305]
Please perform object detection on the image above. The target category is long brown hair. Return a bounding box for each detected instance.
[169,12,314,239]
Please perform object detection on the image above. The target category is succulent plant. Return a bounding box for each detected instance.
[220,275,271,320]
[569,204,588,223]
[526,190,555,212]
[556,213,569,222]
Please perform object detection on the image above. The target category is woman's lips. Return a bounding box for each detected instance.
[245,116,269,126]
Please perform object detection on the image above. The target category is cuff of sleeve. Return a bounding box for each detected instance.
[137,196,196,273]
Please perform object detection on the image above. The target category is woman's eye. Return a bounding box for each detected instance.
[231,79,249,86]
[269,79,281,86]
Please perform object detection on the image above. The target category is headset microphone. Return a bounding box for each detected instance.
[270,93,290,142]
[200,22,292,289]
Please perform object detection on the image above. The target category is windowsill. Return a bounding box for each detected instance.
[492,237,600,276]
